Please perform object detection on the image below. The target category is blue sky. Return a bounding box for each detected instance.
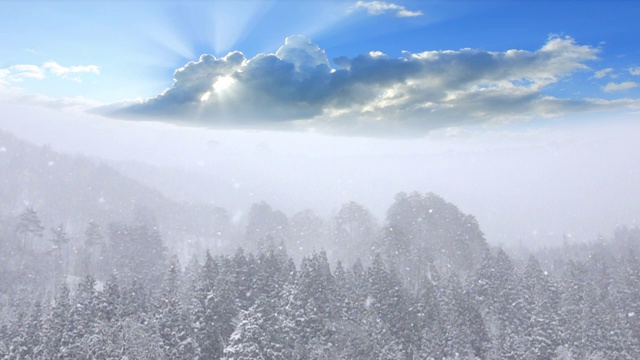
[1,1,640,246]
[1,0,639,136]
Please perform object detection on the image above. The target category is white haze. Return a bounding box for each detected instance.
[2,102,639,249]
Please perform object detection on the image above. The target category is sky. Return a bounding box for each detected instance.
[1,0,639,134]
[1,0,639,248]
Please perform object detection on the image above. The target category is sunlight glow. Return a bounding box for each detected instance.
[200,91,211,102]
[213,76,236,92]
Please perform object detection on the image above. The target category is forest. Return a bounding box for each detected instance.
[1,130,640,360]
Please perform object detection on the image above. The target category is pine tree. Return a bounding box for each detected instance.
[24,300,46,358]
[194,252,241,359]
[107,222,166,287]
[474,248,523,358]
[366,254,410,356]
[333,201,377,266]
[3,309,27,359]
[558,260,587,359]
[223,295,294,360]
[520,255,561,360]
[98,273,121,322]
[68,274,98,359]
[223,305,269,360]
[294,251,336,356]
[231,248,254,309]
[415,273,446,360]
[156,260,198,359]
[15,207,44,251]
[621,249,640,357]
[44,283,73,359]
[245,202,290,252]
[290,209,327,260]
[81,221,105,277]
[50,223,71,279]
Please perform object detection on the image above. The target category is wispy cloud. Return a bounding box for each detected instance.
[592,67,613,79]
[0,61,99,85]
[0,64,45,84]
[603,81,638,93]
[349,1,423,18]
[97,35,640,137]
[42,62,100,78]
[630,67,640,76]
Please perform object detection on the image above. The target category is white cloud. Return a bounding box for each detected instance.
[603,81,639,93]
[592,67,613,79]
[0,61,99,85]
[98,35,640,137]
[42,62,100,77]
[275,35,330,72]
[630,67,640,76]
[349,1,423,17]
[0,64,45,84]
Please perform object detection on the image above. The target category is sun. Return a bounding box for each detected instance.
[213,75,236,93]
[201,75,237,102]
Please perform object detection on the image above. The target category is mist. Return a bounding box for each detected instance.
[3,102,639,250]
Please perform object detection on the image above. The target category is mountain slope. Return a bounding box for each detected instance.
[0,130,230,253]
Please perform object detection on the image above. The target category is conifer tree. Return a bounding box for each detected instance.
[68,274,98,358]
[520,255,561,360]
[15,207,44,251]
[44,283,73,359]
[156,260,198,359]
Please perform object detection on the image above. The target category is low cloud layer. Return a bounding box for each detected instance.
[100,35,639,137]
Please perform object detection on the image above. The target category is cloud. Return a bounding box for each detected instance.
[0,61,101,112]
[0,64,45,84]
[592,67,613,79]
[0,61,99,85]
[630,67,640,76]
[0,83,103,114]
[603,81,639,93]
[42,62,100,77]
[349,1,423,17]
[99,35,640,137]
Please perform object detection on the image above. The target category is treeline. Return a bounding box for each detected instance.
[1,193,639,359]
[0,192,487,293]
[1,230,640,359]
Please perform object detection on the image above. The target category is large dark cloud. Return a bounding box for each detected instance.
[98,35,640,136]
